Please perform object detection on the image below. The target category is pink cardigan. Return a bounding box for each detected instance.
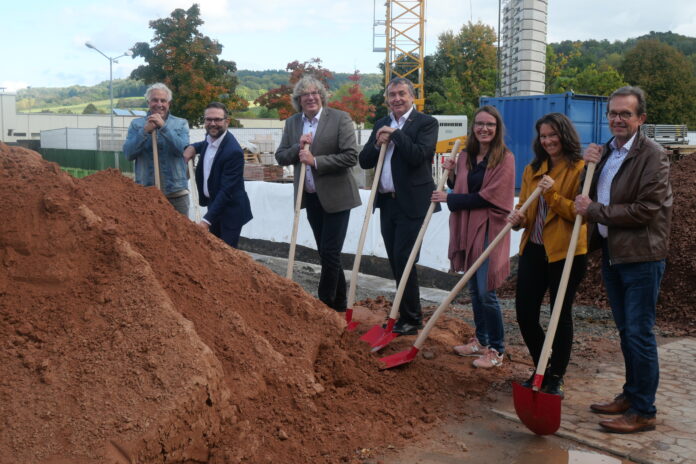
[448,151,515,290]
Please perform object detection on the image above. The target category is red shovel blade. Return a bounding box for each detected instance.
[370,331,398,353]
[378,346,419,370]
[359,318,396,345]
[512,381,562,435]
[345,309,359,332]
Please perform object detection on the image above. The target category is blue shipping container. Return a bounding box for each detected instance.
[480,92,612,189]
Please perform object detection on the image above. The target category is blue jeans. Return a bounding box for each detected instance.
[602,244,665,418]
[467,252,505,354]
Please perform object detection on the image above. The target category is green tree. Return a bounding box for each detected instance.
[573,64,627,96]
[130,4,247,126]
[429,75,471,115]
[620,40,696,126]
[425,22,497,118]
[82,103,99,114]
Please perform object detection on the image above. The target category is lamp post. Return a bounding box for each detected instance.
[85,42,132,168]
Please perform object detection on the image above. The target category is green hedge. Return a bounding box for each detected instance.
[39,148,134,173]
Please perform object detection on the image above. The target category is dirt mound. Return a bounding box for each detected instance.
[0,144,520,463]
[495,154,696,336]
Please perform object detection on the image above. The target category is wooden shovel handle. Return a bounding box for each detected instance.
[387,139,462,320]
[188,159,201,222]
[347,144,388,308]
[412,186,544,350]
[286,144,309,280]
[533,162,596,384]
[151,131,161,190]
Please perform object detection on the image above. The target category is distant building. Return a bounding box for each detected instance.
[499,0,548,96]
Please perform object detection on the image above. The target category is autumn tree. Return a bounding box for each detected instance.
[328,71,375,125]
[130,4,247,126]
[426,22,497,118]
[620,40,696,126]
[255,58,334,120]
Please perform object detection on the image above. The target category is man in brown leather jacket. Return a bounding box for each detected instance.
[575,86,672,434]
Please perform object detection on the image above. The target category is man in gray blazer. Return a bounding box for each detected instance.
[276,76,361,312]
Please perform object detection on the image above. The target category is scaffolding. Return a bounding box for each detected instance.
[374,0,426,110]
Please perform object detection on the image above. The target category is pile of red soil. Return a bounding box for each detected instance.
[0,144,524,464]
[497,154,696,336]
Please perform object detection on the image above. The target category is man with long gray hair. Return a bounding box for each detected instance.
[123,82,190,216]
[276,76,361,312]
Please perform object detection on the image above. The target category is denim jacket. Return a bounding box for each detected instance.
[123,113,190,196]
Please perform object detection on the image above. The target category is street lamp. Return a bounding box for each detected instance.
[85,41,132,166]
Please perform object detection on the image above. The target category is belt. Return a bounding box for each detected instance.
[379,191,396,199]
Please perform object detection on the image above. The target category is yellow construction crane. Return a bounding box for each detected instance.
[373,0,426,110]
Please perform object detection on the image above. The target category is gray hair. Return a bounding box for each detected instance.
[384,77,416,98]
[609,86,647,116]
[145,83,173,102]
[291,76,328,112]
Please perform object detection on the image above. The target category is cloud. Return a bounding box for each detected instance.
[0,81,30,93]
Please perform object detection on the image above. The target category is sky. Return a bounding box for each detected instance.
[1,0,695,93]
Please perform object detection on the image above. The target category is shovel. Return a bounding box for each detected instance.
[361,140,461,350]
[345,144,388,331]
[286,144,309,280]
[379,186,543,369]
[151,131,161,190]
[512,162,595,436]
[188,159,202,223]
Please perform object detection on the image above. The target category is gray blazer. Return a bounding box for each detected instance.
[275,106,361,213]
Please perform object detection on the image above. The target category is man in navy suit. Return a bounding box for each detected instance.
[184,102,252,248]
[359,78,440,335]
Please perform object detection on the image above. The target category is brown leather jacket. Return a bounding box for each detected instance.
[586,132,672,265]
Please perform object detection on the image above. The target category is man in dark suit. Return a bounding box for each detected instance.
[359,77,439,335]
[183,102,252,248]
[276,76,361,311]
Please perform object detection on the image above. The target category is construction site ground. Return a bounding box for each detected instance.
[255,254,696,464]
[2,144,694,463]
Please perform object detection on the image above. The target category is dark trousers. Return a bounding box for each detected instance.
[602,241,664,417]
[515,242,587,378]
[379,193,424,324]
[210,221,242,248]
[305,193,350,311]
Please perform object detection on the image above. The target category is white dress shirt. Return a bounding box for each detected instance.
[379,106,414,193]
[301,107,322,193]
[596,132,637,238]
[203,132,224,199]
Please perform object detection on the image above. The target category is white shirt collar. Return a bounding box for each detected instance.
[302,107,323,123]
[206,131,225,147]
[610,131,637,154]
[389,105,415,125]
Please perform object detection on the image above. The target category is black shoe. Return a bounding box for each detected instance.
[541,375,565,398]
[521,372,536,389]
[392,320,423,335]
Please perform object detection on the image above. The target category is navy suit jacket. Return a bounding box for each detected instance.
[193,131,252,230]
[359,109,440,218]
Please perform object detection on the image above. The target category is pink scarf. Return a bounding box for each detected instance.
[448,151,515,290]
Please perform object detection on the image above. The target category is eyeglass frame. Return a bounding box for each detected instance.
[606,110,635,121]
[204,117,227,124]
[473,121,497,129]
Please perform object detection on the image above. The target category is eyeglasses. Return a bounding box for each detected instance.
[204,117,226,124]
[606,111,634,121]
[474,122,497,129]
[301,91,320,98]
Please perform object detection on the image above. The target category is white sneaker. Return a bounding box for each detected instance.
[453,337,486,357]
[472,348,503,368]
